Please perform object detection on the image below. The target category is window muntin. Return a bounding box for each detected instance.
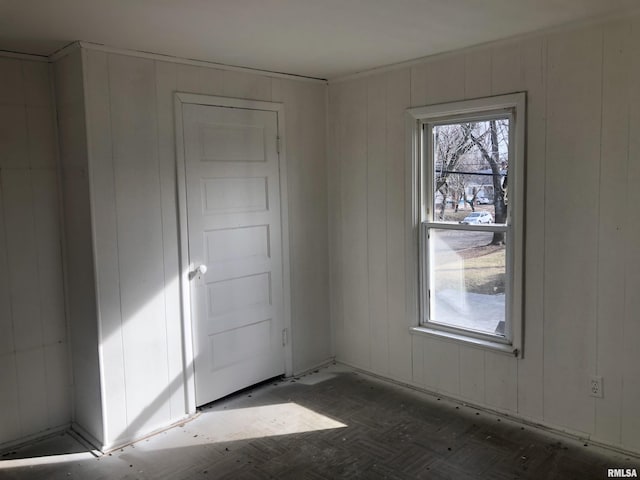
[409,94,524,354]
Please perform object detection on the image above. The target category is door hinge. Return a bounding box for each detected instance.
[282,328,288,346]
[276,136,281,154]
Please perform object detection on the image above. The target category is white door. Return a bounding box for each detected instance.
[182,103,285,406]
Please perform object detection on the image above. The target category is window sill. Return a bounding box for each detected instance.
[409,326,520,357]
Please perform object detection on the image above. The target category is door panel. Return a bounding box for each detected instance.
[182,104,284,406]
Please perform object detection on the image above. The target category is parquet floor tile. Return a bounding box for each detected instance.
[1,364,638,479]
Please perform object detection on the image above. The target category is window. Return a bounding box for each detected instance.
[407,94,525,355]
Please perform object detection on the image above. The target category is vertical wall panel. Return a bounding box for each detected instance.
[31,170,66,345]
[411,336,425,387]
[44,342,71,427]
[107,53,170,443]
[84,48,128,443]
[464,49,492,99]
[491,43,523,95]
[484,352,517,412]
[421,337,460,395]
[339,78,370,369]
[156,60,186,417]
[272,78,331,374]
[410,64,428,107]
[22,61,52,108]
[16,348,48,434]
[0,104,28,168]
[366,74,389,375]
[386,68,412,381]
[516,37,547,422]
[0,352,21,442]
[2,170,42,351]
[328,82,344,359]
[0,186,13,357]
[55,49,104,445]
[223,70,271,101]
[176,64,224,96]
[459,346,485,404]
[594,19,632,446]
[544,26,602,434]
[621,16,640,452]
[27,106,56,167]
[0,57,25,105]
[425,57,465,105]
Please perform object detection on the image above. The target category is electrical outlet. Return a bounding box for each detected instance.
[590,376,604,398]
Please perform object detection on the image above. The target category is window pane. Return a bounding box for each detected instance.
[429,229,506,336]
[432,119,509,224]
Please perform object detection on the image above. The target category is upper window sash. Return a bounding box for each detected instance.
[421,112,514,227]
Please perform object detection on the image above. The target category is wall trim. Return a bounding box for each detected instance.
[47,41,81,63]
[48,40,327,84]
[98,413,196,453]
[293,357,336,377]
[0,50,49,62]
[70,422,104,453]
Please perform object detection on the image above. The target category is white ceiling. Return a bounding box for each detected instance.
[0,0,637,79]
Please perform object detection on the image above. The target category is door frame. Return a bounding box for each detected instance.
[174,93,293,414]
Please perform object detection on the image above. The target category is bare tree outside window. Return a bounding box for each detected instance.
[432,119,509,245]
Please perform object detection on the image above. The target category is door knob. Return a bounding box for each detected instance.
[196,265,208,275]
[189,264,208,280]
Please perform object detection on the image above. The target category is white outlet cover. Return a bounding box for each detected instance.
[590,376,604,398]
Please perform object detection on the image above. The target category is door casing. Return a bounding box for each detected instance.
[174,93,293,414]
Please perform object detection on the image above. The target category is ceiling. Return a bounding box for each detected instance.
[0,0,637,79]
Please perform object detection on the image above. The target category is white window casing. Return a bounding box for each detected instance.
[405,93,526,357]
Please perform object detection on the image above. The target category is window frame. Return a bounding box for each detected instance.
[406,93,526,356]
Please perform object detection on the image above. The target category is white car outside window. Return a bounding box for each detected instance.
[461,212,493,224]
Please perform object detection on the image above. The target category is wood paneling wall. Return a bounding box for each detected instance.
[73,48,330,448]
[54,49,104,445]
[0,56,70,446]
[329,16,640,453]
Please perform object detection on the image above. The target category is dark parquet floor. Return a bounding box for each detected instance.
[1,364,638,479]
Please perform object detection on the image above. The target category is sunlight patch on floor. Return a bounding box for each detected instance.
[199,402,346,443]
[0,452,95,469]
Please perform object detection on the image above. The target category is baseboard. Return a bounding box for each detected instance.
[292,357,336,377]
[70,422,104,453]
[99,413,198,453]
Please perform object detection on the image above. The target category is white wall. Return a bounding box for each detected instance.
[0,56,70,446]
[65,47,331,449]
[329,15,640,454]
[54,49,104,445]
